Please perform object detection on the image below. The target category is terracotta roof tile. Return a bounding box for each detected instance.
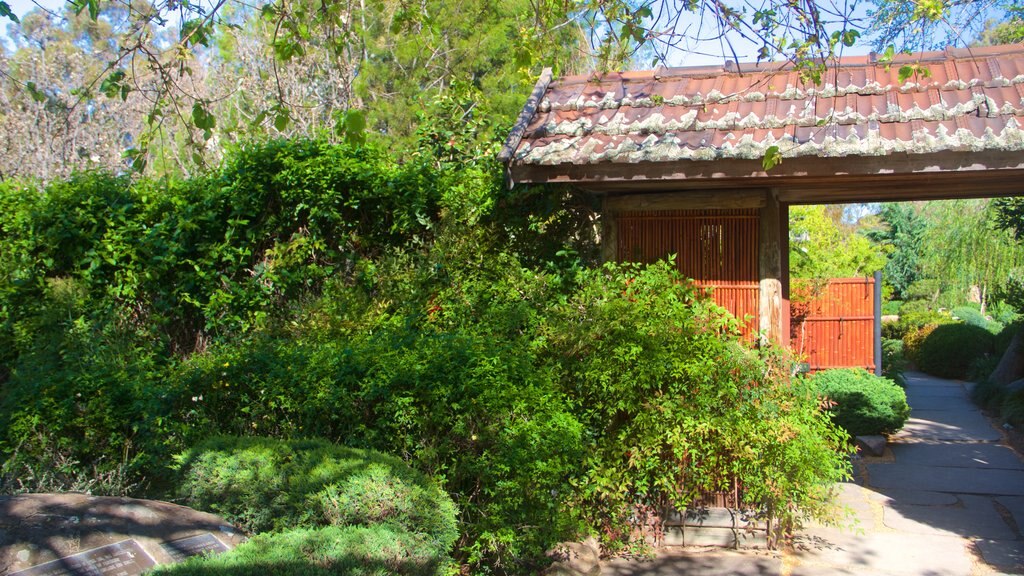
[507,44,1024,166]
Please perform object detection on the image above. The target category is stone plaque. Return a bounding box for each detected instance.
[160,533,229,563]
[9,539,155,576]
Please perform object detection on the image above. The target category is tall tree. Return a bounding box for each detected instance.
[918,200,1024,313]
[866,203,926,301]
[789,204,887,279]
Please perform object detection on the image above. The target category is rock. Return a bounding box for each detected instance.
[856,434,887,457]
[544,536,601,576]
[0,493,245,574]
[1007,378,1024,394]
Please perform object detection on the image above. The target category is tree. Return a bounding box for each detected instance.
[0,0,880,174]
[917,200,1023,314]
[0,5,148,180]
[789,204,887,279]
[866,203,926,301]
[865,0,1020,51]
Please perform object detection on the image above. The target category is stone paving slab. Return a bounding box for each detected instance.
[790,530,972,576]
[600,549,781,575]
[973,538,1024,572]
[881,495,1017,540]
[867,463,1024,495]
[905,396,973,410]
[894,411,1002,442]
[904,372,965,387]
[888,443,1024,470]
[869,487,960,506]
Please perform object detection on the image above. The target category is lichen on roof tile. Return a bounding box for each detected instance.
[509,44,1024,166]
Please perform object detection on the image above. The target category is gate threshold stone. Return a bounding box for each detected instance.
[0,493,245,574]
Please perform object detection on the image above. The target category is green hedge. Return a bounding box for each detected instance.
[175,436,458,553]
[811,368,910,436]
[155,525,453,576]
[917,323,995,379]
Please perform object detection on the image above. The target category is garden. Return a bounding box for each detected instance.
[0,138,874,574]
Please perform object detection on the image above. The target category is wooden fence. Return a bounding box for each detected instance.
[790,277,877,372]
[614,210,878,369]
[616,210,760,336]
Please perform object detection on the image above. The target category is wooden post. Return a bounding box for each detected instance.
[759,191,783,345]
[601,196,618,263]
[874,270,883,376]
[780,201,790,348]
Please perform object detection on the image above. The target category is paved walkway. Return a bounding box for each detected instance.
[601,371,1024,576]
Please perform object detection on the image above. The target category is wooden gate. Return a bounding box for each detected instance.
[616,209,760,337]
[790,277,877,372]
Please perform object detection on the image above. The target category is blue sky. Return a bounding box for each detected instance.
[4,0,876,66]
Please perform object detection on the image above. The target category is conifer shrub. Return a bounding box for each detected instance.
[916,323,995,379]
[155,524,453,576]
[811,368,910,436]
[175,436,458,554]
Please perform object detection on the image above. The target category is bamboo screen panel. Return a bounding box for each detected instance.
[790,278,876,372]
[616,209,760,337]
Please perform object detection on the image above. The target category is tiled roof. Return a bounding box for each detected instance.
[503,44,1024,170]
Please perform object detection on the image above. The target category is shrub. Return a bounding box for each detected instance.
[916,323,995,379]
[881,338,907,387]
[971,378,1007,412]
[155,525,454,576]
[540,261,853,545]
[951,306,1003,334]
[175,436,458,553]
[967,355,1001,384]
[1002,389,1024,427]
[811,368,910,436]
[882,300,902,316]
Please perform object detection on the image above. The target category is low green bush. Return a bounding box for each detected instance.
[881,300,902,316]
[1002,389,1024,427]
[881,338,907,387]
[811,368,910,436]
[971,378,1007,412]
[951,306,1003,334]
[175,436,458,553]
[155,525,454,576]
[916,323,995,379]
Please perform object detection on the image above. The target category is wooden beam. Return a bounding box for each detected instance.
[497,68,553,165]
[759,191,783,346]
[509,151,1024,203]
[603,190,767,212]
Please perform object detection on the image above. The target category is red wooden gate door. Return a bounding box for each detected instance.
[790,277,877,372]
[615,209,760,337]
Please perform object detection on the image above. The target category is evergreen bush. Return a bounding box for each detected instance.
[811,368,910,436]
[916,323,995,379]
[155,525,453,576]
[175,436,458,553]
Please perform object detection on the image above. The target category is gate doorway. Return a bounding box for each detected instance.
[615,209,760,337]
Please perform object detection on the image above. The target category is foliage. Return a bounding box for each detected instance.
[810,369,910,436]
[951,306,1004,334]
[916,323,996,379]
[866,0,1021,51]
[1,139,856,573]
[155,524,455,576]
[867,203,926,301]
[967,355,1002,384]
[539,261,853,543]
[917,200,1024,312]
[971,377,1008,412]
[881,338,908,387]
[789,205,886,279]
[1003,389,1024,427]
[175,436,458,551]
